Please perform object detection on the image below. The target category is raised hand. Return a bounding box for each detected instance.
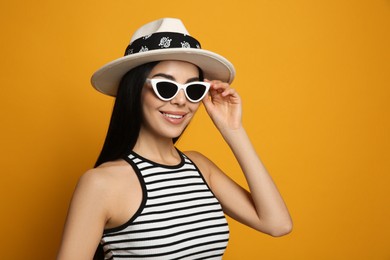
[202,80,242,133]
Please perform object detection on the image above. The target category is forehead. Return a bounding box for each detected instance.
[148,61,199,80]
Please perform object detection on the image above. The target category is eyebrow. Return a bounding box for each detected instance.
[151,73,200,83]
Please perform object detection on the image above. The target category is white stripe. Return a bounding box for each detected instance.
[131,215,227,232]
[146,177,204,190]
[138,203,223,221]
[146,190,212,205]
[141,163,196,176]
[142,197,219,214]
[146,185,210,198]
[144,170,199,183]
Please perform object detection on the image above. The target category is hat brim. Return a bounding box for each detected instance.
[91,48,235,96]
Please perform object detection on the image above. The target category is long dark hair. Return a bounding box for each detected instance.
[94,62,159,167]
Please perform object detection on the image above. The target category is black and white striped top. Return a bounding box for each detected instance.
[100,150,229,259]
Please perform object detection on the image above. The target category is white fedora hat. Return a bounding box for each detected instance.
[91,18,236,96]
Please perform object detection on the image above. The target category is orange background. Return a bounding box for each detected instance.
[1,0,389,259]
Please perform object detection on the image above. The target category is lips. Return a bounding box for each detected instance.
[162,112,184,119]
[160,111,187,124]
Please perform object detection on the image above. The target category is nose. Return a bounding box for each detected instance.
[170,89,187,105]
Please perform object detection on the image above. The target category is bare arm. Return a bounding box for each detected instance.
[57,170,109,259]
[198,80,292,236]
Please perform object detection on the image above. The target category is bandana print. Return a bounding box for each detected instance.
[124,32,201,56]
[158,37,172,48]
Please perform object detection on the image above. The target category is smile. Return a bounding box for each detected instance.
[162,112,185,119]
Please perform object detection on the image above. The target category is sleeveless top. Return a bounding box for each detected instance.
[100,150,230,259]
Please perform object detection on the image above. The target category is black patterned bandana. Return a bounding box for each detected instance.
[124,32,201,56]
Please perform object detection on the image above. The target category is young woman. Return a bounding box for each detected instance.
[57,18,292,260]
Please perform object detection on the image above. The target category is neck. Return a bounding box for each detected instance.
[133,129,181,165]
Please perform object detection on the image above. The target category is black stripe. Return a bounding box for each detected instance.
[144,195,214,208]
[132,208,224,225]
[140,201,220,216]
[145,174,201,185]
[147,182,205,192]
[142,168,197,178]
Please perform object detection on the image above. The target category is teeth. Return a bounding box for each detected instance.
[163,113,183,119]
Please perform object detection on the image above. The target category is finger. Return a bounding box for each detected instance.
[206,79,229,88]
[221,87,236,97]
[212,84,231,98]
[210,81,229,91]
[202,92,213,109]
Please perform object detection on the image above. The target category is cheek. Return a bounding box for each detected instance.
[140,92,157,121]
[188,103,201,113]
[142,88,161,108]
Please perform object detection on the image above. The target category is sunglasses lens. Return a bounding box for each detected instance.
[186,84,207,101]
[155,82,178,99]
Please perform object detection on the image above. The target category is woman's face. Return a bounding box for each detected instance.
[140,60,202,140]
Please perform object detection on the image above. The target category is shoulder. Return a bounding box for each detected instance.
[183,150,210,165]
[70,160,138,221]
[183,151,219,180]
[75,160,135,201]
[81,160,131,183]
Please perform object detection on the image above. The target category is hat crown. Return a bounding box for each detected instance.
[130,18,190,44]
